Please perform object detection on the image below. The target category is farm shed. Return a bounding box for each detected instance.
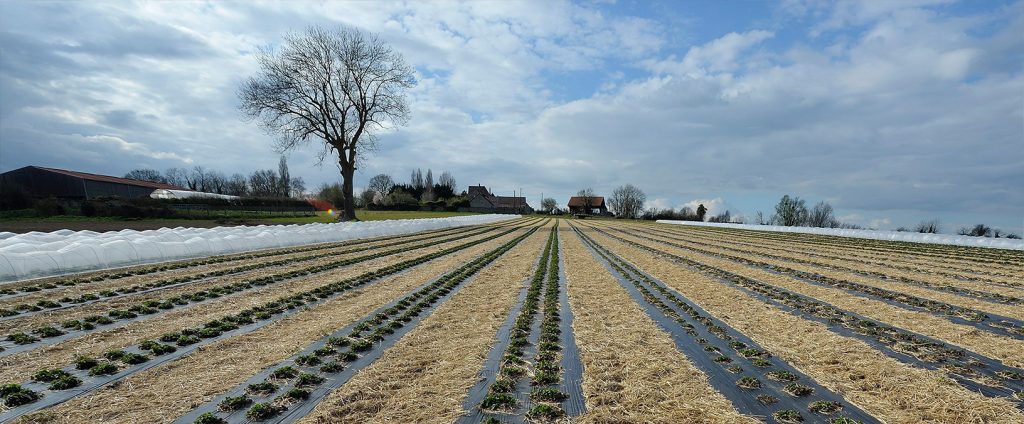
[465,184,534,214]
[0,166,183,200]
[567,195,608,215]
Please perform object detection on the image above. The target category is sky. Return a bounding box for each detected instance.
[0,0,1021,234]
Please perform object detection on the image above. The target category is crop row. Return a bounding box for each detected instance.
[0,224,507,355]
[614,225,1024,337]
[675,224,1024,266]
[648,224,1023,289]
[475,225,574,423]
[671,225,1024,278]
[573,224,874,423]
[0,223,533,418]
[179,223,542,423]
[587,225,1024,405]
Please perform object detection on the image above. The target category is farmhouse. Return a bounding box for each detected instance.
[567,195,608,215]
[0,166,184,200]
[465,184,534,214]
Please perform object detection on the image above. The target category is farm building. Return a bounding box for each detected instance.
[567,195,608,215]
[465,184,534,214]
[0,166,184,200]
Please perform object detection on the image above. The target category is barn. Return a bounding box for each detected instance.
[567,195,608,215]
[0,166,184,200]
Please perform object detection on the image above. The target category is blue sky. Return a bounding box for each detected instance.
[1,0,1021,234]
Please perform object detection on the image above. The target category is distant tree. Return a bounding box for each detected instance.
[411,169,424,190]
[807,201,838,228]
[238,25,415,220]
[384,187,418,209]
[248,170,279,197]
[1007,233,1021,239]
[540,197,557,214]
[895,227,910,232]
[205,171,227,194]
[609,184,646,219]
[225,173,248,196]
[422,169,435,201]
[774,195,808,226]
[316,183,345,208]
[914,219,940,234]
[753,211,769,225]
[438,171,456,193]
[367,174,395,197]
[124,169,166,184]
[164,168,188,188]
[708,210,732,223]
[576,188,596,215]
[970,224,992,237]
[359,188,376,207]
[185,166,205,191]
[277,156,291,198]
[290,177,306,198]
[696,204,707,222]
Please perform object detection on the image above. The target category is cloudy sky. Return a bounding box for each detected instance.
[1,0,1021,233]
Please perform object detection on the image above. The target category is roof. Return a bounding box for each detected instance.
[33,166,185,190]
[567,196,605,208]
[492,196,530,209]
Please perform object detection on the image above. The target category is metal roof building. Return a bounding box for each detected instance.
[0,166,184,200]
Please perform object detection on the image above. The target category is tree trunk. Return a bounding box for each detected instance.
[340,161,357,221]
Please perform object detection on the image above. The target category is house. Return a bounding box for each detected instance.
[465,184,534,214]
[0,166,184,200]
[567,195,608,215]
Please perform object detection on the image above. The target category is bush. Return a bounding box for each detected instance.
[33,197,65,217]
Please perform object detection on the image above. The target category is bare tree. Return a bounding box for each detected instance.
[367,174,395,196]
[410,168,424,190]
[278,156,291,198]
[249,170,279,197]
[290,176,306,198]
[754,210,769,225]
[185,166,205,191]
[164,168,188,188]
[774,195,808,226]
[359,188,375,207]
[205,170,227,194]
[696,204,707,221]
[806,200,838,228]
[124,169,166,184]
[608,184,646,219]
[239,25,415,220]
[225,173,248,196]
[423,169,434,200]
[438,171,456,193]
[914,219,940,234]
[540,197,556,214]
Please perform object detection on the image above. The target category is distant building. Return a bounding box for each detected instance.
[567,195,608,215]
[0,166,184,200]
[465,184,533,214]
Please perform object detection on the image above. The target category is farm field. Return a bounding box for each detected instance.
[1,218,1023,423]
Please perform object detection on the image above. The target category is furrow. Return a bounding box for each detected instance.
[172,221,543,424]
[573,224,877,424]
[0,222,531,420]
[607,224,1024,339]
[586,225,1024,423]
[585,224,1024,408]
[560,225,756,423]
[0,224,512,355]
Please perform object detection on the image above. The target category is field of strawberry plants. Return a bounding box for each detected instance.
[1,217,1022,423]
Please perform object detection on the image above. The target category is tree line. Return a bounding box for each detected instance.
[125,156,305,198]
[313,168,461,211]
